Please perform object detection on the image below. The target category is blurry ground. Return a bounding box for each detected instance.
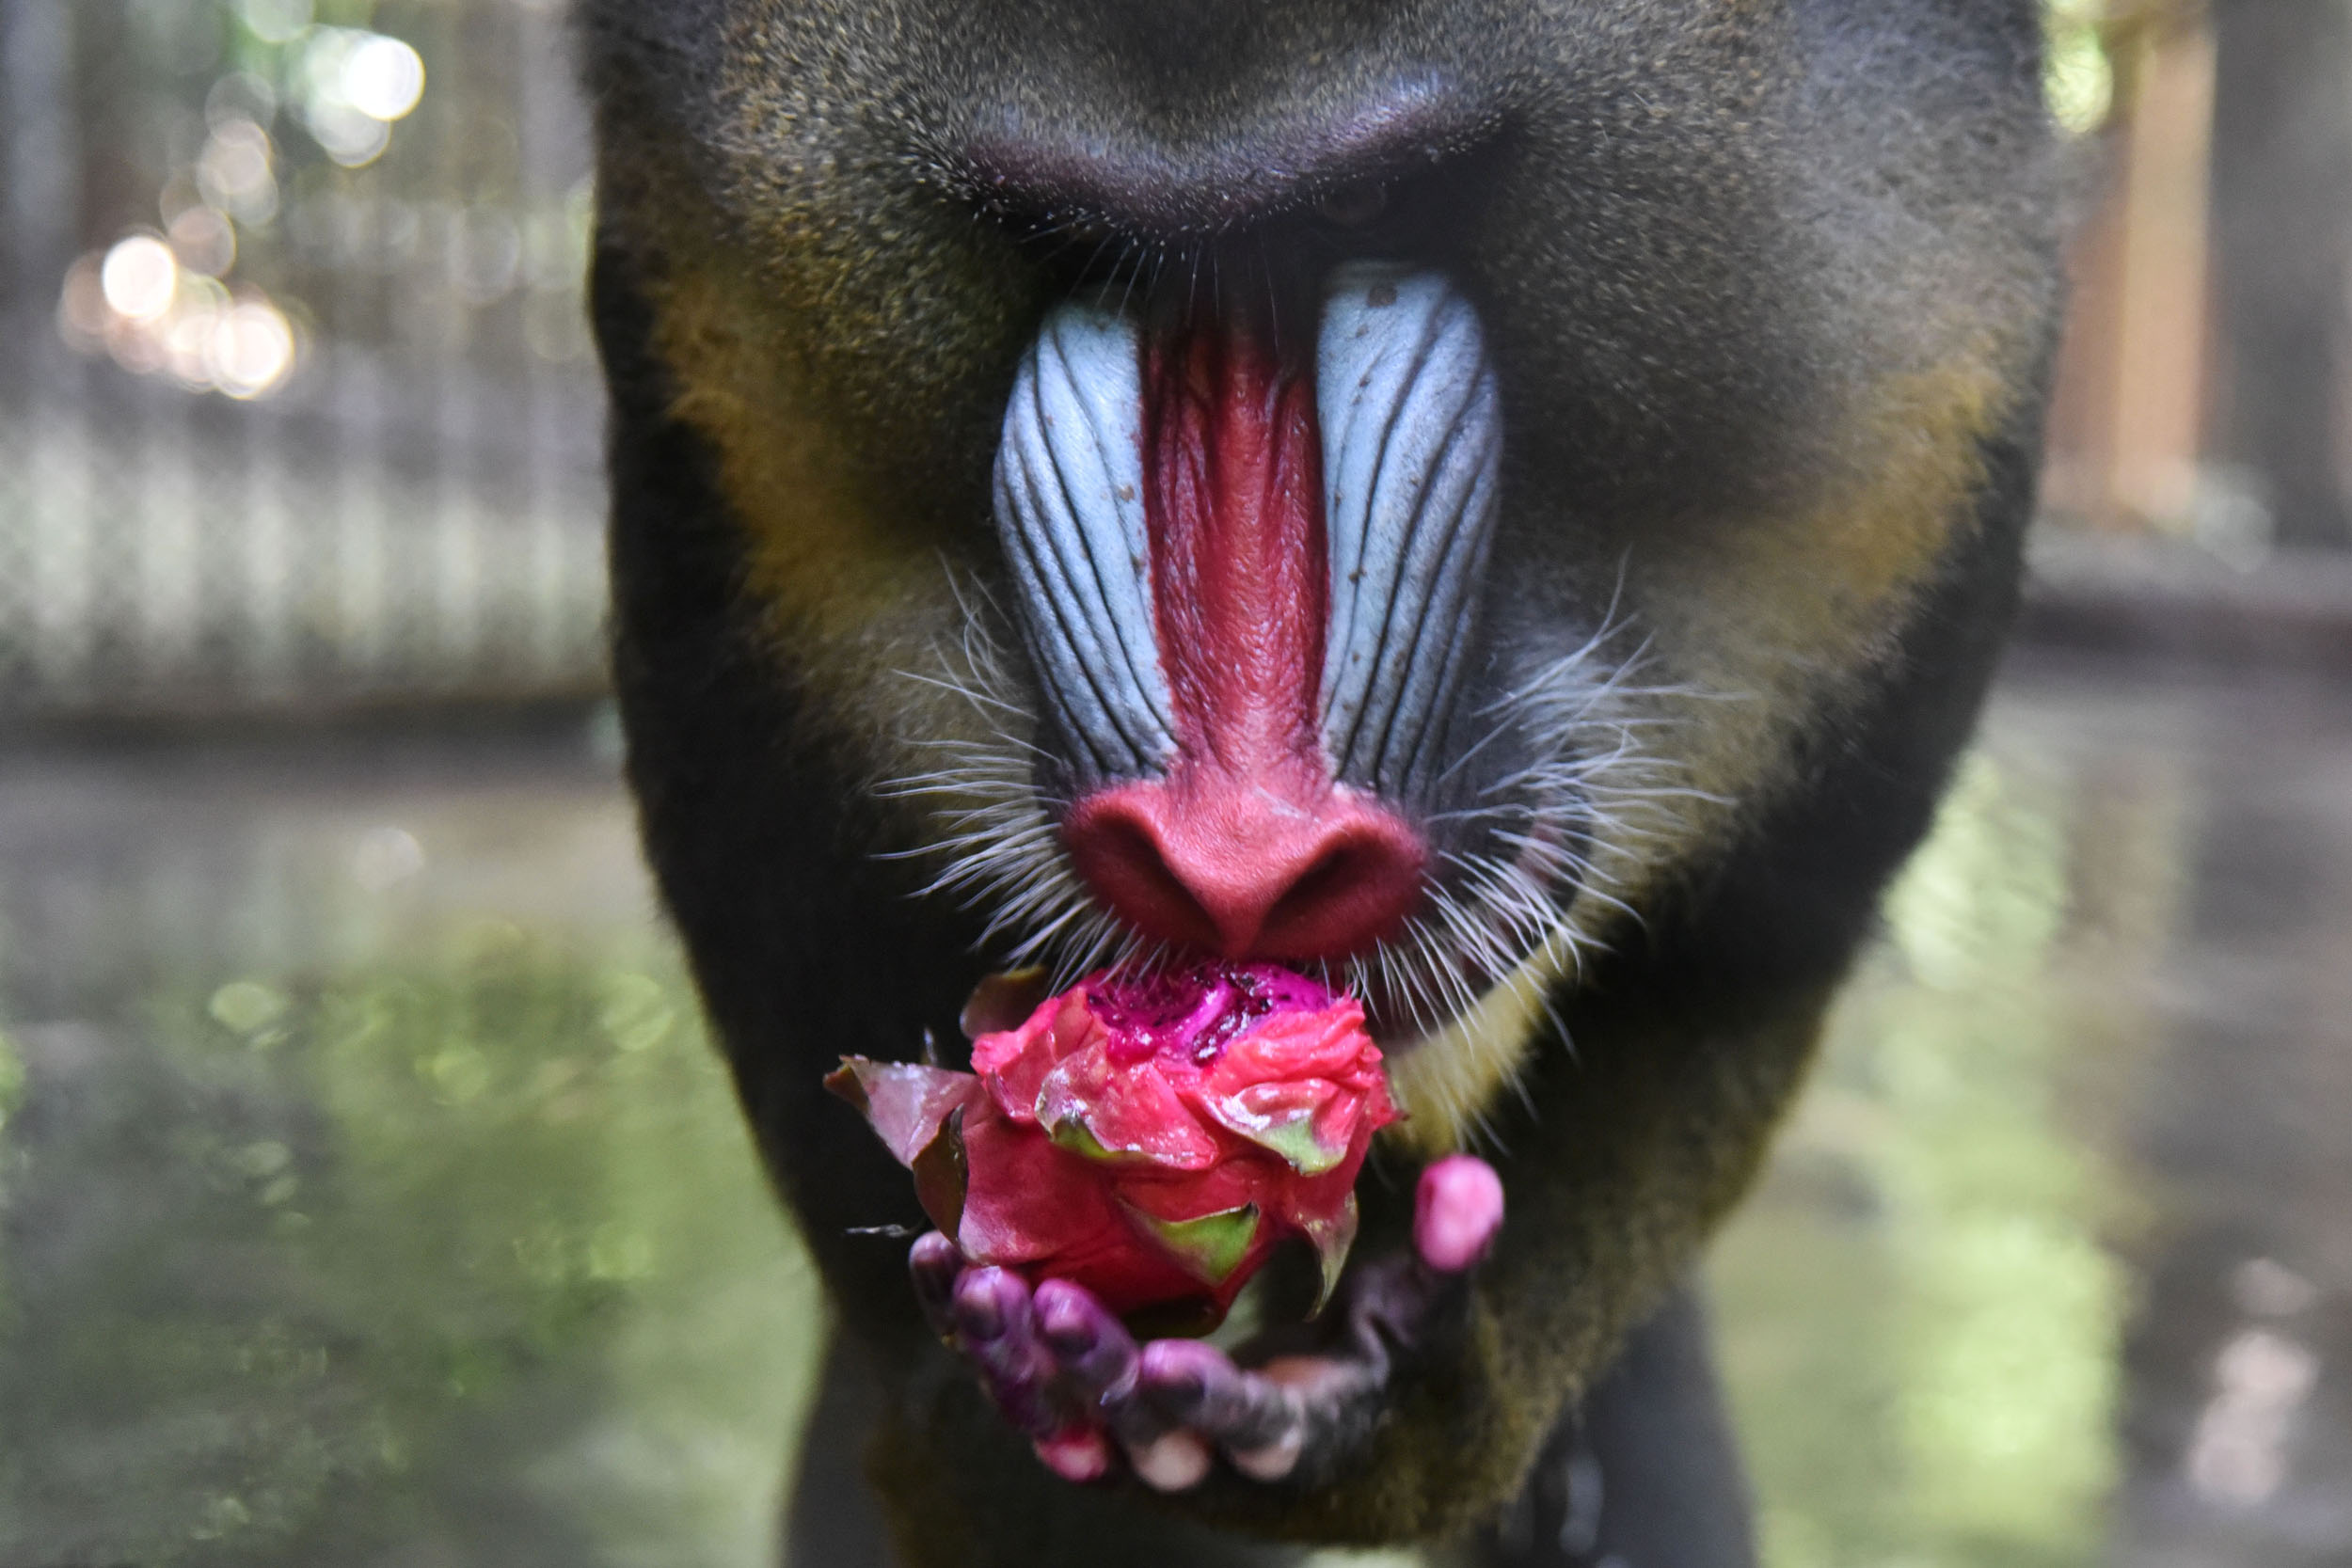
[1712,651,2352,1568]
[0,713,819,1568]
[1,653,2348,1568]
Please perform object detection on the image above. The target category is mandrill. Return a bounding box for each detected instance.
[579,0,2065,1562]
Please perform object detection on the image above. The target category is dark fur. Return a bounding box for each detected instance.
[584,0,2064,1561]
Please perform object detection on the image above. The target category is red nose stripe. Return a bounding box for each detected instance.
[1142,321,1327,772]
[1056,317,1426,960]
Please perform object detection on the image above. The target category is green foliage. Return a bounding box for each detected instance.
[0,921,818,1568]
[1713,752,2140,1568]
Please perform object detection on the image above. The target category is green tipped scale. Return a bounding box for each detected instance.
[1046,1112,1158,1165]
[1120,1201,1262,1286]
[1299,1194,1359,1313]
[1206,1103,1347,1176]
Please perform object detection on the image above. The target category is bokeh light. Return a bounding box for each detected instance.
[100,235,179,323]
[342,36,426,122]
[2045,0,2116,135]
[197,119,278,225]
[238,0,312,46]
[209,298,298,399]
[307,103,390,166]
[296,28,427,168]
[65,234,300,400]
[167,204,237,277]
[204,70,278,133]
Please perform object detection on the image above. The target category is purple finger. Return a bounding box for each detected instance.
[1414,1153,1504,1273]
[910,1231,962,1338]
[1033,1280,1140,1396]
[1136,1338,1299,1454]
[951,1263,1021,1342]
[1033,1280,1178,1452]
[952,1267,1060,1435]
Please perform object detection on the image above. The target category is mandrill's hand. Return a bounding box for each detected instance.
[908,1154,1504,1491]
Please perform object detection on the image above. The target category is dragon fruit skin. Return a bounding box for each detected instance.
[826,964,1397,1324]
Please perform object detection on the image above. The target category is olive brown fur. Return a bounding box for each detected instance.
[581,0,2065,1562]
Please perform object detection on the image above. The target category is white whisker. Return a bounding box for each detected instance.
[873,561,1728,1090]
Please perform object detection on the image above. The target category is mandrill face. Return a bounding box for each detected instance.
[584,0,2062,1125]
[584,0,2063,1537]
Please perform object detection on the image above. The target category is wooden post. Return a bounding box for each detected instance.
[2041,5,2218,534]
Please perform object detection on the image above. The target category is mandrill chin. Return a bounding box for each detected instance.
[580,0,2067,1562]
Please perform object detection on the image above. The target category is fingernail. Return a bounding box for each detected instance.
[1415,1153,1505,1272]
[1034,1426,1113,1483]
[1130,1432,1213,1493]
[1230,1429,1304,1482]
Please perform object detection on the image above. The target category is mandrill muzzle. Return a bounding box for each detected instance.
[993,265,1503,962]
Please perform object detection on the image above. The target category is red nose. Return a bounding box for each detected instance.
[1062,774,1426,959]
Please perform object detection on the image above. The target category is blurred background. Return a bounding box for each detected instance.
[2,1,2350,1565]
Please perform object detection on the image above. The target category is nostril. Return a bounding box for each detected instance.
[1254,827,1424,958]
[1274,847,1359,915]
[1062,779,1426,960]
[1263,842,1382,943]
[1075,809,1223,952]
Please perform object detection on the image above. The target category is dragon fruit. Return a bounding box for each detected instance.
[827,963,1396,1327]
